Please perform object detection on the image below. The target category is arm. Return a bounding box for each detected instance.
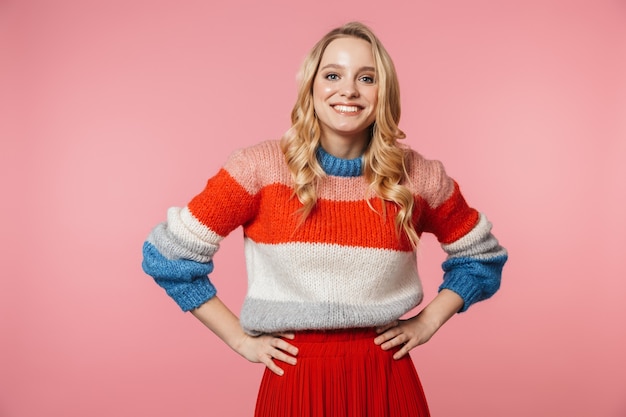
[143,147,297,375]
[191,297,298,376]
[375,203,506,359]
[375,160,507,358]
[142,148,261,312]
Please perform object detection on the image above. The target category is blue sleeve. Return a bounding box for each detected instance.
[439,253,508,312]
[142,241,217,311]
[437,213,508,312]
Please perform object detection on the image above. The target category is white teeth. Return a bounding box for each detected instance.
[334,105,359,113]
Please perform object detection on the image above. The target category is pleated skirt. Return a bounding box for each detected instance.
[254,328,430,417]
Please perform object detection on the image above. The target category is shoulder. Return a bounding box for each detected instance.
[403,147,445,178]
[224,140,291,193]
[226,140,282,164]
[403,147,456,208]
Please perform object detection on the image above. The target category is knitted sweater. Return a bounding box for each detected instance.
[142,140,507,335]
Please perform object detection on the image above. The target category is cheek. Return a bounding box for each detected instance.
[369,88,379,107]
[313,84,333,113]
[314,83,333,99]
[368,93,379,123]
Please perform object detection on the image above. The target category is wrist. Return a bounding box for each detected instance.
[413,310,443,334]
[231,333,250,355]
[416,289,464,329]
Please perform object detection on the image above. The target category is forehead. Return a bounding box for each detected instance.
[320,37,375,67]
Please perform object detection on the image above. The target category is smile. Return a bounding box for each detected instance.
[332,105,361,114]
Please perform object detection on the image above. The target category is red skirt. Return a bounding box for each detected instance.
[254,328,430,417]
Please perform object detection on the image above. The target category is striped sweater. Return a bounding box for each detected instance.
[142,140,507,335]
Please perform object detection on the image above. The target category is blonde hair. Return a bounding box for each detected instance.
[280,21,419,247]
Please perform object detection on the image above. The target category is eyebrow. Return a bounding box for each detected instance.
[320,64,376,73]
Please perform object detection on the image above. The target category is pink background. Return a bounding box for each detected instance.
[2,0,625,416]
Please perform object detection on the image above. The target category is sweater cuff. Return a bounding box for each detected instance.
[438,270,483,313]
[165,277,217,312]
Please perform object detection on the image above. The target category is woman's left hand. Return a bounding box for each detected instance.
[374,289,465,360]
[374,315,439,360]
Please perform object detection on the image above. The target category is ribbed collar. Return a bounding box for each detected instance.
[316,146,363,177]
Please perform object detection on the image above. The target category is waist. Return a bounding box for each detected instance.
[291,327,377,343]
[285,328,380,358]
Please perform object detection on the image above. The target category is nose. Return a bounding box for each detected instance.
[340,79,359,98]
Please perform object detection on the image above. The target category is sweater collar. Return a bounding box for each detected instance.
[316,146,363,177]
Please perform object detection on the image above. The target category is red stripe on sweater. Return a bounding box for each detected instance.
[419,182,479,244]
[187,171,476,248]
[245,183,415,251]
[187,169,258,237]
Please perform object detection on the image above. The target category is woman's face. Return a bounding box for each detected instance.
[313,36,378,158]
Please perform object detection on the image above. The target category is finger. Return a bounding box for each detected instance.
[277,332,295,340]
[374,326,402,346]
[273,337,299,356]
[393,344,410,360]
[375,321,398,334]
[393,337,420,360]
[261,355,286,376]
[271,348,298,366]
[374,332,391,346]
[380,327,411,350]
[380,332,409,351]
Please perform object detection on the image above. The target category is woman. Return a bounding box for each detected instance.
[142,21,507,416]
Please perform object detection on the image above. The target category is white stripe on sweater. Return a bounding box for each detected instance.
[243,240,421,304]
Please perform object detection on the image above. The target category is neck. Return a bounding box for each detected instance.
[316,146,363,177]
[319,133,369,159]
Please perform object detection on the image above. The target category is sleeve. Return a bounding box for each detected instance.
[141,148,260,311]
[419,163,508,312]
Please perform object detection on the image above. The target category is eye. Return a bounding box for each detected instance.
[324,73,340,81]
[359,75,375,84]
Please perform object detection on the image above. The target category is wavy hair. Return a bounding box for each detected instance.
[280,21,419,247]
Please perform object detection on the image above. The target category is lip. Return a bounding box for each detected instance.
[331,103,364,114]
[331,102,363,108]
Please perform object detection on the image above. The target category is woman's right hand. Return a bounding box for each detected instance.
[234,333,299,376]
[190,297,299,376]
